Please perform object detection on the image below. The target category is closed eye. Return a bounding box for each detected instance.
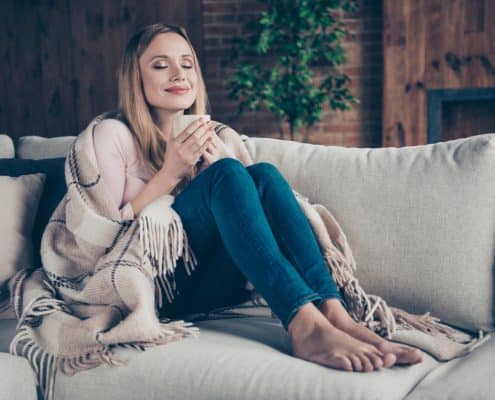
[153,65,193,70]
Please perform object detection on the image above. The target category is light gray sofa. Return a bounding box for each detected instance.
[0,132,494,400]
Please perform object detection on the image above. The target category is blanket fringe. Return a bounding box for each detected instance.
[323,250,397,338]
[10,290,130,400]
[10,269,31,318]
[0,297,9,313]
[458,330,491,356]
[10,327,57,400]
[324,247,489,347]
[390,307,491,344]
[139,213,198,309]
[11,324,126,400]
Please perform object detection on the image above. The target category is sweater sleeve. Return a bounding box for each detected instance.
[93,119,135,219]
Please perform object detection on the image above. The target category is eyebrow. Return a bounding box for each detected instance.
[150,54,193,62]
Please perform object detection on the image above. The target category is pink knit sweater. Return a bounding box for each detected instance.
[93,118,154,219]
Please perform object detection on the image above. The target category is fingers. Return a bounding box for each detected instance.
[177,117,211,143]
[183,128,212,164]
[193,138,212,162]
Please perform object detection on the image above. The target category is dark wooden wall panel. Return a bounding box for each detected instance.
[39,0,75,137]
[383,0,495,146]
[0,0,203,140]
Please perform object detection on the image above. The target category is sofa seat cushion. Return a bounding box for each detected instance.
[0,353,38,400]
[405,334,495,400]
[48,316,436,400]
[2,316,494,400]
[0,158,67,267]
[243,134,495,333]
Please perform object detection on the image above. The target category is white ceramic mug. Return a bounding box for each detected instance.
[171,114,211,138]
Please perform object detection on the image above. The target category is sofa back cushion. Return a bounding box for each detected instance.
[244,134,495,332]
[0,135,14,158]
[0,158,67,268]
[16,135,76,159]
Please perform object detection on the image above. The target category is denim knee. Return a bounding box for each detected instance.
[204,157,250,192]
[247,162,286,186]
[208,157,246,175]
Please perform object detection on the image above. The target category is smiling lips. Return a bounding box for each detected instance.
[165,86,190,94]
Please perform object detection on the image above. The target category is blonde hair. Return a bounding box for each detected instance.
[116,23,210,191]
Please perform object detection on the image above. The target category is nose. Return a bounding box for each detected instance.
[170,63,186,81]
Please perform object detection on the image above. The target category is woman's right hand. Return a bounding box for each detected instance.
[161,117,213,180]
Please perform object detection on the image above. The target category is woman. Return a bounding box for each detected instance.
[93,23,422,373]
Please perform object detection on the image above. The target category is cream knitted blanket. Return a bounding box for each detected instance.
[7,116,490,400]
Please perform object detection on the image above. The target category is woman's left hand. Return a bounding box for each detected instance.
[198,128,237,172]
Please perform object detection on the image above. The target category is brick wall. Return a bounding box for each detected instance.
[202,0,383,147]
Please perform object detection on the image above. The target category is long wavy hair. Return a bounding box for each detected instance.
[114,23,210,191]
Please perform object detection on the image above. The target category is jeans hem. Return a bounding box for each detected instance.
[317,293,348,311]
[282,293,323,332]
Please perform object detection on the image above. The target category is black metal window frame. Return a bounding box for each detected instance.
[427,87,495,143]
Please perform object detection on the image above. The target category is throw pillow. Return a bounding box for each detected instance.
[0,173,46,293]
[0,158,67,267]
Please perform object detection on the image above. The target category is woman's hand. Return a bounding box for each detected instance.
[160,117,212,180]
[198,130,237,173]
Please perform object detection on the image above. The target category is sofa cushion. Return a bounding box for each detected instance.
[0,174,45,290]
[405,334,495,400]
[17,135,76,159]
[0,353,38,400]
[52,317,437,400]
[243,134,495,332]
[0,134,14,158]
[2,316,495,400]
[0,158,67,267]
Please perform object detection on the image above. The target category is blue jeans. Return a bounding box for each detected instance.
[160,158,346,331]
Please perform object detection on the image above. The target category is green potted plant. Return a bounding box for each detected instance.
[228,0,359,142]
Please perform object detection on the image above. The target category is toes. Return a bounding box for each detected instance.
[336,355,354,372]
[366,352,384,370]
[382,353,397,368]
[359,353,375,372]
[397,347,423,365]
[411,349,423,363]
[366,344,384,357]
[376,341,423,366]
[349,354,363,372]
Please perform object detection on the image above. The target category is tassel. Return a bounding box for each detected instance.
[0,297,9,313]
[16,295,70,330]
[391,307,479,342]
[10,269,31,318]
[10,325,58,400]
[11,323,137,400]
[138,203,198,308]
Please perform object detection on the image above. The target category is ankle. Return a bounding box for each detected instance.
[319,299,348,322]
[288,302,328,338]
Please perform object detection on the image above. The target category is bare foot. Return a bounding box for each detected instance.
[288,302,391,372]
[319,299,423,366]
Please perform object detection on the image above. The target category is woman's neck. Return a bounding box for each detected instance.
[154,109,183,142]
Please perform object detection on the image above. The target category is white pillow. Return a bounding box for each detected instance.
[0,174,46,288]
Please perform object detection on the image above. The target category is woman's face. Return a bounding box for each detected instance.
[139,32,198,115]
